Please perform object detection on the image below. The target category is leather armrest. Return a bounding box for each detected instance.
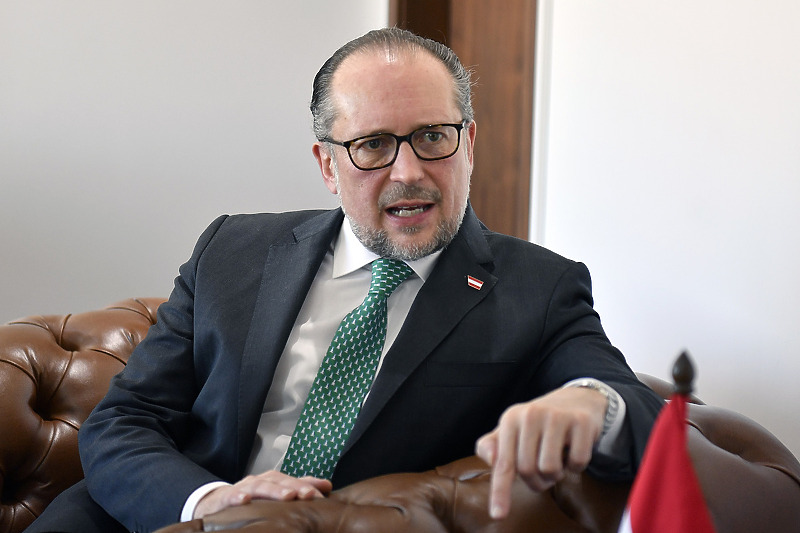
[155,456,629,533]
[155,382,800,533]
[0,298,165,533]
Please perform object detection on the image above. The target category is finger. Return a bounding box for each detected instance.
[296,476,333,498]
[475,430,498,466]
[535,417,568,487]
[514,412,552,492]
[249,472,333,500]
[564,421,594,473]
[195,473,323,519]
[233,474,299,501]
[245,480,298,501]
[488,417,521,520]
[225,489,251,508]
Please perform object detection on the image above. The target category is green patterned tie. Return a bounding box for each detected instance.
[281,257,414,479]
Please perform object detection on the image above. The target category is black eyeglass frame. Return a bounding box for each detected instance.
[320,121,467,171]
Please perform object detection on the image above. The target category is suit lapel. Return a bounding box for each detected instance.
[342,207,497,456]
[235,209,344,475]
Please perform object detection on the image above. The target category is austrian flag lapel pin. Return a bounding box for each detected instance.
[467,275,484,291]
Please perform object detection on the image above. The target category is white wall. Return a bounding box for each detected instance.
[4,0,798,459]
[534,0,800,457]
[0,1,387,322]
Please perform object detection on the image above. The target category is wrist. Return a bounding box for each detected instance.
[183,481,230,521]
[562,378,620,435]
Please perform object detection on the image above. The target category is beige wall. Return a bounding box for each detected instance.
[0,1,388,322]
[533,0,800,456]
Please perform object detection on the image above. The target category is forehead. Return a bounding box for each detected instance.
[329,49,459,136]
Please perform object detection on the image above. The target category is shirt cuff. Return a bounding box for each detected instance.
[181,481,231,522]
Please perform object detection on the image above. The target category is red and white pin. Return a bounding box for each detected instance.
[467,275,484,290]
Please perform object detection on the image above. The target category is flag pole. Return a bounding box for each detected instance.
[618,349,718,533]
[672,350,694,396]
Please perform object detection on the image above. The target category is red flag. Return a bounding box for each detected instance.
[618,393,716,533]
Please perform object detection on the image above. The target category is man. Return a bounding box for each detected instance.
[26,28,662,533]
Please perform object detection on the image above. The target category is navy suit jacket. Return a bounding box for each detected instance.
[79,206,663,532]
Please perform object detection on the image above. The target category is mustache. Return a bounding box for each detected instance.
[378,184,442,210]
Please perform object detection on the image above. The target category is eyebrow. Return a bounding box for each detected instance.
[348,121,460,139]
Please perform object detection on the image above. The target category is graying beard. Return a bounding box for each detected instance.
[347,214,462,261]
[331,149,467,260]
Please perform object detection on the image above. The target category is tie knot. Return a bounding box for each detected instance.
[369,258,414,298]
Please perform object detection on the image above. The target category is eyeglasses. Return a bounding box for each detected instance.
[321,122,466,171]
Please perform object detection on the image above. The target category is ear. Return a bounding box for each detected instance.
[464,120,477,168]
[313,142,338,194]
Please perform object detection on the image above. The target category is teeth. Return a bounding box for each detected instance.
[390,205,426,217]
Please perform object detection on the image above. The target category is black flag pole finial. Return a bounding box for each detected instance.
[672,350,695,396]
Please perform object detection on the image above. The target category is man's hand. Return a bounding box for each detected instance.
[475,386,607,520]
[193,471,333,519]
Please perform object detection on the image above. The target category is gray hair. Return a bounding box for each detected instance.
[310,27,474,140]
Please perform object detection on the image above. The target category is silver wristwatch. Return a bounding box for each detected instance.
[563,378,620,435]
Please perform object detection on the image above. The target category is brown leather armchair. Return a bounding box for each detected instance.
[156,379,800,533]
[1,299,799,533]
[0,298,165,533]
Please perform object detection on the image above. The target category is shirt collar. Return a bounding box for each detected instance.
[332,217,441,281]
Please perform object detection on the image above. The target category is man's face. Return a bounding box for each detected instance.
[313,50,476,260]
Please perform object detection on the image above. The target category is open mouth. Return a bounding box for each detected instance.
[387,204,433,217]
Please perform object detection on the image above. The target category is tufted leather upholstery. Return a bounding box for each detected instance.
[0,298,165,533]
[153,375,800,533]
[2,299,799,533]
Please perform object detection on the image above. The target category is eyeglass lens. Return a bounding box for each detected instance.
[349,124,461,170]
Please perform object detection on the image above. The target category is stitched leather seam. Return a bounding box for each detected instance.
[41,351,74,409]
[29,423,57,477]
[89,347,127,366]
[8,319,48,328]
[105,305,150,321]
[56,314,70,347]
[18,497,37,519]
[51,415,80,433]
[0,358,36,383]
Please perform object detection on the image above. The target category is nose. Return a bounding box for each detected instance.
[389,140,425,184]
